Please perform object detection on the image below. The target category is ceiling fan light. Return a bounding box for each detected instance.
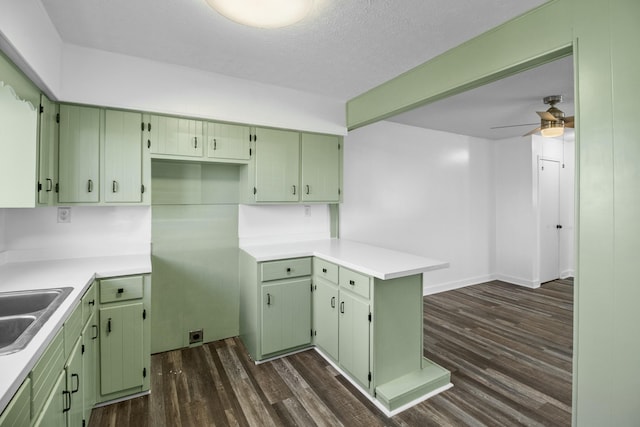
[206,0,314,28]
[540,122,565,138]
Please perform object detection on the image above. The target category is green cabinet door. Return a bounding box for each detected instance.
[301,133,341,202]
[206,122,251,160]
[81,313,98,424]
[32,369,67,427]
[66,338,83,427]
[313,278,339,360]
[261,278,311,355]
[37,95,59,205]
[254,127,300,202]
[104,110,143,202]
[99,302,144,395]
[0,377,31,427]
[58,105,100,203]
[339,292,370,388]
[148,115,204,157]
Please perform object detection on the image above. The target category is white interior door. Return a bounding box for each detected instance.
[539,159,560,283]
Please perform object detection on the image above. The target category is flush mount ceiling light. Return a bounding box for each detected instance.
[206,0,314,28]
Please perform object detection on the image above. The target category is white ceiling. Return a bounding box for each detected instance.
[38,0,572,139]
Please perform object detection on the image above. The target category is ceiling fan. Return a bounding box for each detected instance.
[491,95,574,137]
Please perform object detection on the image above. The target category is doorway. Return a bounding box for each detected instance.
[539,158,560,283]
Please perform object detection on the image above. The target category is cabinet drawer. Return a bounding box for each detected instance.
[31,328,64,418]
[260,258,311,282]
[339,267,370,300]
[100,275,144,303]
[313,258,338,284]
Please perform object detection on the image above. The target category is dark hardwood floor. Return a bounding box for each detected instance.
[90,278,573,426]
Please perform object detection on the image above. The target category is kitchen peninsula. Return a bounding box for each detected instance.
[239,238,451,416]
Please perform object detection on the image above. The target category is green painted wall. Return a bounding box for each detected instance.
[150,161,240,353]
[346,0,640,425]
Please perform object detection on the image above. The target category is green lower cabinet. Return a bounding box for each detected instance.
[96,274,151,403]
[81,313,98,424]
[0,378,30,427]
[32,370,67,427]
[312,278,339,360]
[66,338,83,427]
[338,291,371,388]
[261,278,311,356]
[99,302,144,395]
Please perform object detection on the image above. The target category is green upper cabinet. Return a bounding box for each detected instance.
[37,95,59,205]
[104,110,143,203]
[301,133,341,202]
[147,114,204,157]
[0,82,38,208]
[253,127,300,202]
[58,105,101,203]
[206,122,251,161]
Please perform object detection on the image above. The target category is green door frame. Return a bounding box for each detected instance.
[346,1,640,425]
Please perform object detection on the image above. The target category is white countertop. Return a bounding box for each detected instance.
[240,239,448,280]
[0,254,151,413]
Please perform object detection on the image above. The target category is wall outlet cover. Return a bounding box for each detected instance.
[57,207,71,223]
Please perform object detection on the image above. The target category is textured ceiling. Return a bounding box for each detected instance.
[39,0,547,102]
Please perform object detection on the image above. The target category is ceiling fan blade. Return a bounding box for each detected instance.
[490,122,539,129]
[564,116,575,127]
[537,111,557,121]
[523,127,541,137]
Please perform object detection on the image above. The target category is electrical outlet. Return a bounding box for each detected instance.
[304,205,311,217]
[57,207,71,223]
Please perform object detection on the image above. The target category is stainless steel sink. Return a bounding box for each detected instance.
[0,288,73,356]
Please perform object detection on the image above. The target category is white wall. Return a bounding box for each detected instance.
[494,136,538,286]
[59,45,346,136]
[340,121,495,294]
[0,0,62,96]
[2,206,151,262]
[238,204,331,246]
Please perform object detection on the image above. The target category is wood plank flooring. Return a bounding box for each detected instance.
[90,279,573,426]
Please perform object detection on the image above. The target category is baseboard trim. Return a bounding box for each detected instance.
[560,269,575,279]
[493,274,540,288]
[423,274,497,296]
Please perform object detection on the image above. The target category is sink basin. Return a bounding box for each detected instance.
[0,316,36,349]
[0,287,73,356]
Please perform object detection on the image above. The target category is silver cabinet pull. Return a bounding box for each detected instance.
[340,301,345,314]
[46,178,53,192]
[331,296,336,308]
[87,179,93,193]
